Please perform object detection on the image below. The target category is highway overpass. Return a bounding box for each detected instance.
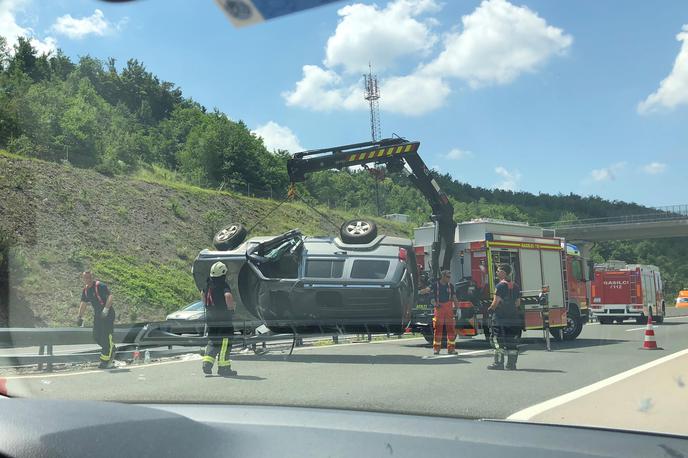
[541,205,688,242]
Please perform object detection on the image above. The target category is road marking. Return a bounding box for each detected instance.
[507,347,688,421]
[625,327,650,332]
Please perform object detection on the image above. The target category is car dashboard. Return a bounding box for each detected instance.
[1,399,686,457]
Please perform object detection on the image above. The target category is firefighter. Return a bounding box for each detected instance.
[77,271,116,369]
[422,270,458,355]
[202,261,237,377]
[487,264,522,370]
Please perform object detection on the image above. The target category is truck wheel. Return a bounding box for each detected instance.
[213,223,247,250]
[561,308,583,341]
[598,317,612,325]
[340,220,377,244]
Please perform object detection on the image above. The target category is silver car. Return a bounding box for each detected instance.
[192,228,417,335]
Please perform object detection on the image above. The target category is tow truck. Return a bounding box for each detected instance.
[287,137,456,281]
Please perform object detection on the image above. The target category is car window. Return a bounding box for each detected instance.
[305,259,345,278]
[350,260,390,279]
[183,302,204,312]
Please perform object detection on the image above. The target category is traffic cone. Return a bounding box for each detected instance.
[641,314,663,350]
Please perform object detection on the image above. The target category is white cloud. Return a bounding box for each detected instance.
[51,9,111,39]
[589,162,626,182]
[285,0,570,116]
[445,148,473,160]
[421,0,572,88]
[283,64,365,111]
[638,25,688,114]
[253,121,304,153]
[494,166,521,190]
[324,0,439,74]
[0,0,57,55]
[379,74,450,115]
[641,162,667,175]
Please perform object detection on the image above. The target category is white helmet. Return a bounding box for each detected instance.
[210,261,227,278]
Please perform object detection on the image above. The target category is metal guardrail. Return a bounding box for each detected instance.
[538,204,688,229]
[0,319,405,371]
[0,347,195,368]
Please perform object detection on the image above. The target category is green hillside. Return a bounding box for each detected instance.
[0,153,410,327]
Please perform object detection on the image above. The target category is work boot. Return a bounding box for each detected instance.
[487,352,504,370]
[505,352,518,371]
[202,361,213,375]
[433,350,440,355]
[98,360,110,369]
[218,367,237,377]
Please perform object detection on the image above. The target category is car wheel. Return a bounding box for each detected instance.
[340,219,378,244]
[213,223,247,250]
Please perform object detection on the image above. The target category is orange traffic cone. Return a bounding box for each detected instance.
[641,314,663,350]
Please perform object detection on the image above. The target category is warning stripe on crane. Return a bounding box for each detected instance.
[346,142,419,162]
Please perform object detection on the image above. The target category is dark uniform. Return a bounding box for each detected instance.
[202,277,234,375]
[81,281,115,365]
[490,280,521,369]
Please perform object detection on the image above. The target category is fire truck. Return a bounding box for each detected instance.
[591,261,665,324]
[412,219,592,342]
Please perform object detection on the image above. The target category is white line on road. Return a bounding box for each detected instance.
[507,347,688,421]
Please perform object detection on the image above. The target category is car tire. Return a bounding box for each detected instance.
[213,223,247,250]
[340,219,377,244]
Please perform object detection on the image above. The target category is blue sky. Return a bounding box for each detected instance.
[3,0,687,207]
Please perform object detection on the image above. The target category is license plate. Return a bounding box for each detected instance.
[415,304,428,311]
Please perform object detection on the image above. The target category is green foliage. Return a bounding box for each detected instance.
[168,198,188,220]
[87,250,197,314]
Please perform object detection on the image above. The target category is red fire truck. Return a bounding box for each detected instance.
[413,219,591,342]
[591,261,665,324]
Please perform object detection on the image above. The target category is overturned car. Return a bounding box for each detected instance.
[192,221,418,335]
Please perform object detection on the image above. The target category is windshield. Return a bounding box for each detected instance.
[182,302,204,312]
[1,0,687,441]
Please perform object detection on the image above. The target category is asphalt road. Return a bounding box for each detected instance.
[4,311,688,425]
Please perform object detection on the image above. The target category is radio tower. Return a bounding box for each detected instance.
[363,63,384,215]
[363,63,381,141]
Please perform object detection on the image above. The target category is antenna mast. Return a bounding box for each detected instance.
[363,63,381,141]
